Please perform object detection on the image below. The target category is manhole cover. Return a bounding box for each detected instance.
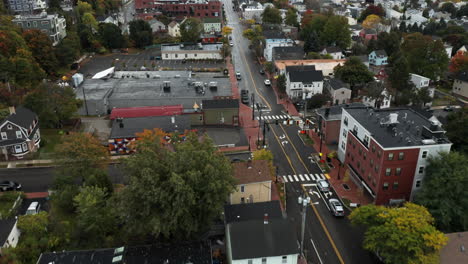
[342,184,350,190]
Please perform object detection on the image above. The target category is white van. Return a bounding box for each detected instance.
[25,201,40,215]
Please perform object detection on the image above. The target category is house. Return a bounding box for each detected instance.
[359,28,378,42]
[362,87,392,109]
[326,78,351,105]
[161,43,223,60]
[230,160,272,204]
[337,107,452,205]
[456,45,467,55]
[7,0,46,13]
[452,71,468,99]
[285,65,324,101]
[369,50,388,66]
[0,107,41,160]
[224,201,283,223]
[410,73,434,106]
[134,0,222,20]
[226,217,299,264]
[0,219,20,255]
[12,12,67,46]
[439,231,468,264]
[275,59,345,76]
[202,99,239,126]
[168,21,181,37]
[148,19,166,33]
[320,47,344,60]
[203,17,222,34]
[272,46,304,61]
[263,31,294,62]
[242,2,265,21]
[445,44,453,58]
[96,15,118,26]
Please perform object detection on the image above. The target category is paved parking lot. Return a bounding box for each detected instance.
[79,49,225,77]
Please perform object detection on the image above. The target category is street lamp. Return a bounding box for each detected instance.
[298,195,311,258]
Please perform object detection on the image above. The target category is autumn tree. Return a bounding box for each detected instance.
[321,15,351,49]
[222,26,233,37]
[358,5,384,22]
[362,14,381,30]
[129,20,153,48]
[180,18,202,43]
[277,74,286,93]
[22,29,59,76]
[82,12,98,31]
[449,52,468,73]
[415,152,468,232]
[349,203,447,264]
[262,6,282,24]
[243,25,264,57]
[117,130,236,241]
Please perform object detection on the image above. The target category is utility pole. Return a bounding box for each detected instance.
[256,103,262,148]
[262,121,269,147]
[298,195,311,258]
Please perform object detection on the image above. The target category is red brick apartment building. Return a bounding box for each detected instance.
[135,0,222,20]
[336,107,451,205]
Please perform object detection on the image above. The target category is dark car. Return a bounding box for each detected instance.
[149,56,155,60]
[443,105,454,111]
[259,69,265,75]
[0,181,22,191]
[241,89,249,104]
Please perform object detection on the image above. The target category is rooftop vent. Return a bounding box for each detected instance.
[422,139,436,145]
[163,81,171,92]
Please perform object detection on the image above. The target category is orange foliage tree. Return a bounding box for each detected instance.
[449,51,468,73]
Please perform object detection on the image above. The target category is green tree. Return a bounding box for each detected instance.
[457,4,468,18]
[445,109,468,154]
[307,93,331,108]
[55,32,81,66]
[13,212,50,264]
[321,16,351,49]
[180,18,202,43]
[349,203,447,264]
[415,152,468,232]
[129,20,153,48]
[285,8,299,27]
[118,130,236,240]
[264,62,274,73]
[98,23,125,49]
[440,2,457,18]
[22,29,59,76]
[302,30,321,52]
[82,12,98,31]
[243,25,264,57]
[411,87,432,106]
[388,51,413,98]
[277,74,286,93]
[376,31,401,58]
[363,81,387,108]
[334,57,374,90]
[77,1,93,16]
[262,6,282,24]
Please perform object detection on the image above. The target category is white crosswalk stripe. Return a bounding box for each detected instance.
[288,175,293,182]
[304,174,310,181]
[309,174,317,181]
[299,174,305,181]
[281,173,326,183]
[254,115,292,121]
[293,175,299,182]
[316,173,325,180]
[283,176,288,182]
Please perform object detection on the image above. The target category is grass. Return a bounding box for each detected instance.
[37,129,64,159]
[0,192,23,219]
[299,133,314,146]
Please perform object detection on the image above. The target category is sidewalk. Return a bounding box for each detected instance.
[264,70,299,116]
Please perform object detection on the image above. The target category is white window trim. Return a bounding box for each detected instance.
[16,131,22,138]
[1,132,6,140]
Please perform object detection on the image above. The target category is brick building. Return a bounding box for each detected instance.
[134,0,222,20]
[337,107,451,205]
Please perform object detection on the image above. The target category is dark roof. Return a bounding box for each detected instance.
[224,201,283,223]
[37,242,212,264]
[327,78,348,90]
[202,99,239,109]
[363,28,377,34]
[345,107,451,148]
[355,55,369,63]
[372,50,388,57]
[263,30,286,39]
[316,103,365,121]
[455,71,468,82]
[323,46,342,53]
[272,46,304,61]
[109,115,191,138]
[0,219,16,246]
[287,66,323,83]
[233,160,271,184]
[228,218,299,259]
[1,106,37,129]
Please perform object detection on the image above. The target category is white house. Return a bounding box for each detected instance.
[148,19,167,33]
[445,44,453,58]
[285,65,324,100]
[410,73,434,105]
[326,78,351,105]
[362,88,392,109]
[320,47,344,60]
[161,43,223,60]
[168,21,181,37]
[0,219,20,255]
[263,31,294,62]
[242,2,264,21]
[203,17,222,34]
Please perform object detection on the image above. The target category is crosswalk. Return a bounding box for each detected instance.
[282,173,326,183]
[256,115,291,120]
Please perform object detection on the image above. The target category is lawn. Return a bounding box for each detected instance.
[37,129,64,159]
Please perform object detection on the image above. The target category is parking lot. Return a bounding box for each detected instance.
[79,49,225,77]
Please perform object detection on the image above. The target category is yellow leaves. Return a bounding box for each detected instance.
[423,232,448,251]
[222,26,233,36]
[362,14,381,29]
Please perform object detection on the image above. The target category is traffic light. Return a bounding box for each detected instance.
[296,120,300,126]
[275,119,279,125]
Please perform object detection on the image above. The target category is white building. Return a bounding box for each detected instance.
[242,2,264,21]
[285,65,324,100]
[7,0,46,13]
[0,219,20,255]
[12,12,67,46]
[161,43,223,60]
[320,47,344,60]
[410,73,434,105]
[168,21,181,37]
[263,31,294,62]
[203,17,222,34]
[362,88,392,109]
[275,59,346,76]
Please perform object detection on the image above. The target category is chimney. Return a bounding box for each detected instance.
[171,116,175,124]
[263,213,269,224]
[8,106,15,115]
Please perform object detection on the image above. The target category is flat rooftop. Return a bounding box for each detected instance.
[345,107,451,148]
[162,43,223,51]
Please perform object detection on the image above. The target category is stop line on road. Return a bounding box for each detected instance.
[282,173,326,183]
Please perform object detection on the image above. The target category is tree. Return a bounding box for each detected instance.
[285,8,299,27]
[445,109,468,154]
[415,152,468,232]
[98,23,125,49]
[351,42,368,55]
[77,1,93,16]
[349,203,447,264]
[55,33,81,66]
[440,2,457,18]
[302,29,321,52]
[129,20,153,48]
[363,81,387,108]
[277,74,286,93]
[304,0,320,11]
[412,87,432,106]
[334,57,374,89]
[321,16,351,49]
[180,18,202,43]
[388,51,412,91]
[358,5,384,22]
[221,26,233,36]
[307,93,331,108]
[13,212,50,264]
[243,25,264,57]
[22,29,59,76]
[118,130,236,240]
[82,12,98,31]
[262,6,282,24]
[264,62,274,73]
[449,52,468,73]
[456,4,468,18]
[362,14,381,29]
[252,149,273,162]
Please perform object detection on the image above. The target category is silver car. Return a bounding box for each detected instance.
[328,198,345,217]
[317,179,330,192]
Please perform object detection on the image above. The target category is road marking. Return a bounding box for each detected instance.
[316,173,325,180]
[309,174,316,181]
[288,175,294,182]
[304,174,310,181]
[281,140,288,146]
[302,183,317,187]
[310,239,324,264]
[283,176,288,183]
[293,175,299,182]
[299,174,305,181]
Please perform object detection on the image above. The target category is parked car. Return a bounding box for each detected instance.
[25,201,40,215]
[149,56,155,60]
[0,181,22,191]
[328,198,345,217]
[230,42,234,47]
[443,105,454,111]
[264,79,271,86]
[155,56,162,60]
[241,89,249,104]
[236,72,242,80]
[259,69,265,75]
[317,179,330,192]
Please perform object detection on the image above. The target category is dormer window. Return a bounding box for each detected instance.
[1,132,6,140]
[16,131,22,138]
[7,124,12,130]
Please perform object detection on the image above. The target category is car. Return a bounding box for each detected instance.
[328,198,345,217]
[259,69,265,75]
[236,72,241,80]
[241,89,249,96]
[155,56,162,60]
[0,181,22,191]
[443,105,454,111]
[149,56,155,60]
[317,179,330,192]
[25,201,40,215]
[264,79,271,86]
[228,36,232,40]
[230,42,234,47]
[241,89,249,104]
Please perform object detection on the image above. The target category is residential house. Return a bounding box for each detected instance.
[96,15,118,26]
[325,78,351,105]
[285,65,324,101]
[439,231,468,264]
[263,30,294,62]
[456,45,467,55]
[0,219,20,255]
[369,50,388,66]
[148,19,167,33]
[320,47,344,60]
[274,59,345,76]
[355,55,370,68]
[444,44,453,58]
[242,2,264,21]
[230,160,272,204]
[224,201,283,223]
[12,12,67,46]
[359,28,378,42]
[350,24,362,39]
[0,107,40,160]
[134,0,222,20]
[362,88,392,109]
[433,12,451,21]
[410,73,434,101]
[161,43,223,60]
[202,99,239,126]
[203,17,222,34]
[7,0,46,13]
[272,46,304,62]
[168,21,181,37]
[452,71,468,99]
[337,107,451,205]
[403,9,428,27]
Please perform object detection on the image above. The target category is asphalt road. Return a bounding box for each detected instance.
[222,1,375,263]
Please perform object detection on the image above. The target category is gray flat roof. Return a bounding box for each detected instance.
[110,115,191,138]
[162,43,223,51]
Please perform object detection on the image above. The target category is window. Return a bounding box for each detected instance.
[385,168,391,176]
[363,135,369,146]
[370,159,374,167]
[248,260,253,264]
[393,182,399,189]
[342,129,347,138]
[344,116,348,126]
[377,150,381,158]
[372,145,375,153]
[341,141,345,150]
[358,148,362,155]
[241,197,245,203]
[357,161,360,169]
[375,165,379,173]
[363,152,367,160]
[16,131,22,138]
[282,256,287,264]
[372,179,376,186]
[367,173,371,180]
[7,124,12,129]
[1,132,6,140]
[388,153,394,160]
[185,54,187,58]
[383,182,389,190]
[353,125,358,134]
[398,152,404,160]
[395,168,401,176]
[419,166,424,174]
[22,143,27,151]
[262,258,267,264]
[416,180,421,188]
[352,142,356,149]
[240,185,245,192]
[14,145,22,153]
[165,54,168,58]
[175,54,178,58]
[422,151,428,158]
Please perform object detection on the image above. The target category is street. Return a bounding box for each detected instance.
[222,1,375,263]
